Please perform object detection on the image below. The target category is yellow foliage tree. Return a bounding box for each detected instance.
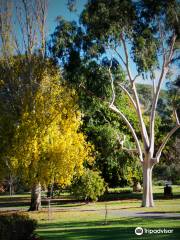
[0,56,58,195]
[12,66,94,211]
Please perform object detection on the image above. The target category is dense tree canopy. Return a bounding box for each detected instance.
[50,18,144,187]
[0,56,94,191]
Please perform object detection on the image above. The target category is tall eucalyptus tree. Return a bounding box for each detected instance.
[80,0,180,207]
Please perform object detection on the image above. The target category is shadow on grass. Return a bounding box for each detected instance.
[38,218,179,229]
[37,218,180,240]
[0,197,30,207]
[0,196,82,208]
[0,192,180,209]
[134,212,180,219]
[100,192,180,201]
[53,203,87,208]
[139,211,180,214]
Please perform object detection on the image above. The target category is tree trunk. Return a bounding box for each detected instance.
[8,174,14,196]
[142,160,154,207]
[50,184,54,198]
[9,182,12,196]
[28,182,41,211]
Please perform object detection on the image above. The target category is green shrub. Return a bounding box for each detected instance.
[175,180,180,185]
[71,169,106,201]
[0,212,37,240]
[153,180,165,186]
[108,188,132,194]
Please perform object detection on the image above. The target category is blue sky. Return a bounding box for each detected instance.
[47,0,87,35]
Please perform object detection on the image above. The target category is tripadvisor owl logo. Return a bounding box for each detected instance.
[135,227,143,235]
[135,227,174,235]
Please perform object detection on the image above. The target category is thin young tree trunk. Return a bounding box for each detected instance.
[50,184,54,198]
[28,182,41,211]
[9,175,13,196]
[142,160,154,207]
[9,182,12,196]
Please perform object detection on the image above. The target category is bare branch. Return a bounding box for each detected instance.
[152,77,156,98]
[120,33,133,82]
[167,33,177,65]
[13,0,47,58]
[34,0,47,58]
[132,82,150,149]
[96,110,110,124]
[159,21,167,62]
[118,83,137,110]
[15,3,28,54]
[174,109,180,125]
[149,55,168,150]
[108,65,143,161]
[112,46,126,66]
[155,123,180,163]
[110,104,143,162]
[117,134,138,153]
[122,147,138,153]
[108,64,116,107]
[120,34,150,149]
[133,74,139,82]
[149,33,176,151]
[143,100,151,114]
[22,0,34,54]
[12,33,21,55]
[117,134,126,147]
[155,108,180,163]
[112,41,139,82]
[0,0,13,59]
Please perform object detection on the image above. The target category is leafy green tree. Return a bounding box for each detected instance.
[50,18,142,187]
[153,76,180,184]
[79,0,180,207]
[71,169,106,201]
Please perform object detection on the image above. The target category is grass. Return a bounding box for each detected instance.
[0,185,180,239]
[31,212,180,240]
[36,220,180,240]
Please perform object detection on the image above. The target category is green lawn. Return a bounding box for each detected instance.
[36,219,180,240]
[0,185,180,239]
[33,211,180,240]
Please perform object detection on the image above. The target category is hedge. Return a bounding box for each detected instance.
[0,212,37,240]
